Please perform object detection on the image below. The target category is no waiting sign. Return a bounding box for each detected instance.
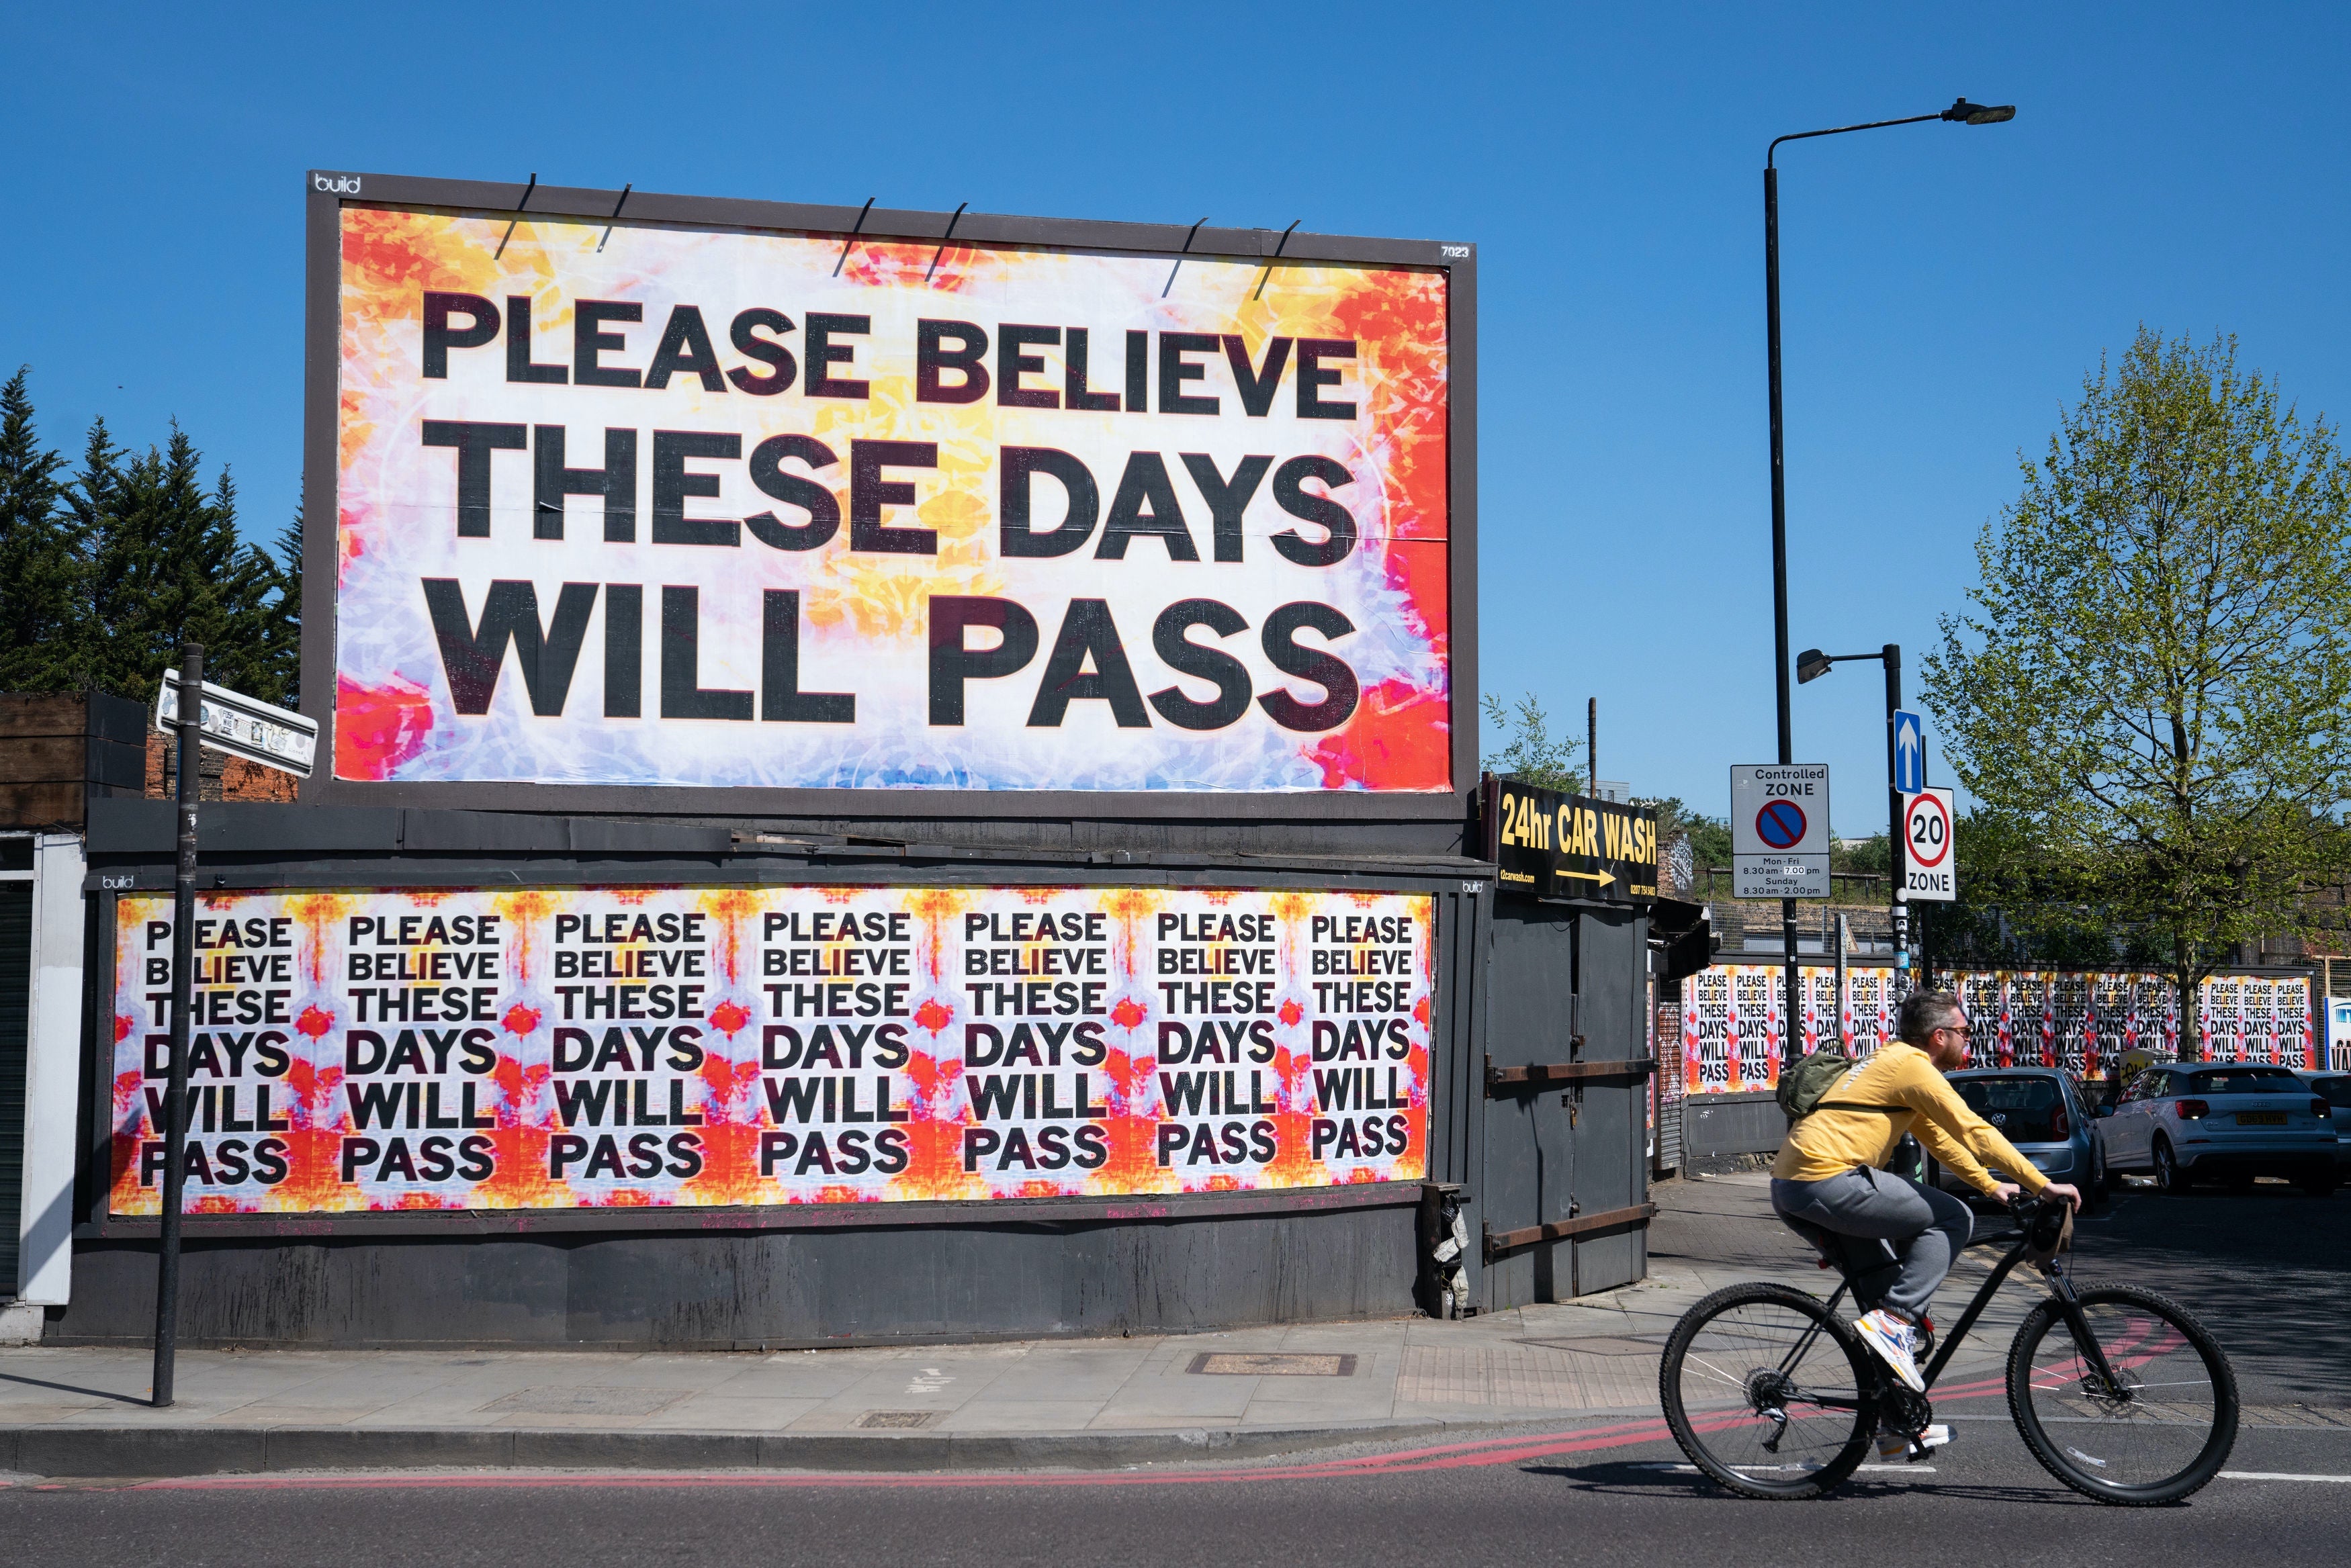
[1731,763,1831,899]
[1901,787,1955,901]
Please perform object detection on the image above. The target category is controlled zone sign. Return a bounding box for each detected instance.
[1731,764,1830,899]
[1900,787,1955,901]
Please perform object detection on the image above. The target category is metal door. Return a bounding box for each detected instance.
[1478,901,1653,1308]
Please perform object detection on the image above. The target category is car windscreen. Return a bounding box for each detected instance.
[1954,1076,2066,1141]
[2311,1076,2351,1109]
[2184,1068,2304,1096]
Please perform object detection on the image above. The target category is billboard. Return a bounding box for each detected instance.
[108,884,1431,1217]
[309,177,1464,798]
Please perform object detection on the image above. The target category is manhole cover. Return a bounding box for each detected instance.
[1188,1352,1358,1377]
[477,1386,690,1416]
[857,1410,941,1429]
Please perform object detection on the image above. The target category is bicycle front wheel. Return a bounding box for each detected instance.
[1660,1282,1879,1500]
[2007,1284,2239,1504]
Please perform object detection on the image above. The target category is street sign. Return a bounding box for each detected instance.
[1482,774,1660,903]
[1731,764,1831,899]
[1892,710,1926,794]
[155,676,318,778]
[1900,787,1955,901]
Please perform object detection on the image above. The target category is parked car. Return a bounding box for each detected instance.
[2099,1060,2337,1195]
[1927,1066,2107,1205]
[2301,1068,2351,1168]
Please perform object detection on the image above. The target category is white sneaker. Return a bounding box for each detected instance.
[1876,1423,1953,1461]
[1854,1308,1925,1392]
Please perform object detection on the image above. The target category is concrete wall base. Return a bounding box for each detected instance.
[50,1203,1421,1350]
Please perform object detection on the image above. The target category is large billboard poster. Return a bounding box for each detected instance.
[108,884,1431,1217]
[326,195,1453,792]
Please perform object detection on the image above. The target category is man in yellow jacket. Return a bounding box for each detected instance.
[1773,988,2080,1395]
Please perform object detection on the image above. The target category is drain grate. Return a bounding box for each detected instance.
[1188,1352,1358,1377]
[856,1410,942,1429]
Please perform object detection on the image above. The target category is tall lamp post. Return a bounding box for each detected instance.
[1798,645,1907,992]
[1764,96,2012,1040]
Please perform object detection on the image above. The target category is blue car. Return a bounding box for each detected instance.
[2100,1060,2337,1195]
[1926,1066,2107,1204]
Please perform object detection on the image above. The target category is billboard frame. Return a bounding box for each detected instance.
[298,170,1478,822]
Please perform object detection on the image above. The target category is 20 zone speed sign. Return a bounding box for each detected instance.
[1901,787,1955,902]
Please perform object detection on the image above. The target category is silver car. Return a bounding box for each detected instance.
[1928,1066,2108,1204]
[2100,1060,2338,1195]
[2301,1068,2351,1167]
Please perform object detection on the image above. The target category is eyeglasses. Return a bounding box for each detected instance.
[1934,1021,1973,1037]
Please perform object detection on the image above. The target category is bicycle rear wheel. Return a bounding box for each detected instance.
[1660,1282,1879,1500]
[2007,1284,2238,1504]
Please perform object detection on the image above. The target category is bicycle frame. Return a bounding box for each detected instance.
[1776,1199,2124,1402]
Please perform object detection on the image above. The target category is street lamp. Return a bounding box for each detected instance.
[1765,97,2011,1040]
[1796,645,1910,989]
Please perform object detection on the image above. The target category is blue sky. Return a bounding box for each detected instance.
[7,3,2346,832]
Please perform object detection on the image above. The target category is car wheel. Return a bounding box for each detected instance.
[2300,1166,2339,1197]
[2086,1144,2110,1208]
[2154,1136,2194,1195]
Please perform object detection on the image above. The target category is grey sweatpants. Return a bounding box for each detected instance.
[1771,1168,1973,1320]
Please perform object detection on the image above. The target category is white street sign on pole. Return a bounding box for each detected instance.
[155,676,318,778]
[1900,786,1955,901]
[1731,764,1831,899]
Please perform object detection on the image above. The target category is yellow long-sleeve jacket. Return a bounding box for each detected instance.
[1771,1042,2051,1195]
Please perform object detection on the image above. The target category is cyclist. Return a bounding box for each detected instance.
[1772,989,2081,1403]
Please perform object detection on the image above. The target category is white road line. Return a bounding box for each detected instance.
[2221,1471,2351,1483]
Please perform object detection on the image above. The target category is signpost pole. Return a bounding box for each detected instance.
[1883,646,1906,993]
[151,643,202,1408]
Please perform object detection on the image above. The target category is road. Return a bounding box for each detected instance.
[5,1419,2346,1567]
[5,1181,2342,1565]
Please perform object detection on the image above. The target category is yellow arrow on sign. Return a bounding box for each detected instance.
[1558,868,1615,890]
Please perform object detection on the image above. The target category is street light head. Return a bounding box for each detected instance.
[1942,97,2016,126]
[1797,648,1834,684]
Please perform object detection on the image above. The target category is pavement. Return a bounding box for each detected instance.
[3,1172,2344,1478]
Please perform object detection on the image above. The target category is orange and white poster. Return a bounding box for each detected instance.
[330,203,1452,791]
[110,884,1431,1215]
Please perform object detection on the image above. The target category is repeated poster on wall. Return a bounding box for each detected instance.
[1679,966,2315,1095]
[109,883,1431,1216]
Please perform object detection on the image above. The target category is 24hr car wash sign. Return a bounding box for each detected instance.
[107,885,1431,1216]
[318,183,1455,792]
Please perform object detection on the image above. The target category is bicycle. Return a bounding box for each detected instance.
[1658,1194,2238,1504]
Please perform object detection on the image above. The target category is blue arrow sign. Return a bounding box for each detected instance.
[1892,710,1926,794]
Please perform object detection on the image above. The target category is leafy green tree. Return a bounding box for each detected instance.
[1480,692,1583,792]
[0,368,87,689]
[1924,329,2351,1053]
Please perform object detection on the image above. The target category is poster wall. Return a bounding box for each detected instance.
[328,202,1452,792]
[1679,964,1896,1096]
[1678,966,2313,1095]
[109,884,1431,1217]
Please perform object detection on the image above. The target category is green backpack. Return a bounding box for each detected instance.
[1777,1049,1861,1123]
[1778,1048,1910,1125]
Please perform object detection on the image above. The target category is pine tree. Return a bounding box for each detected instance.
[255,504,303,707]
[0,368,87,690]
[73,416,297,706]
